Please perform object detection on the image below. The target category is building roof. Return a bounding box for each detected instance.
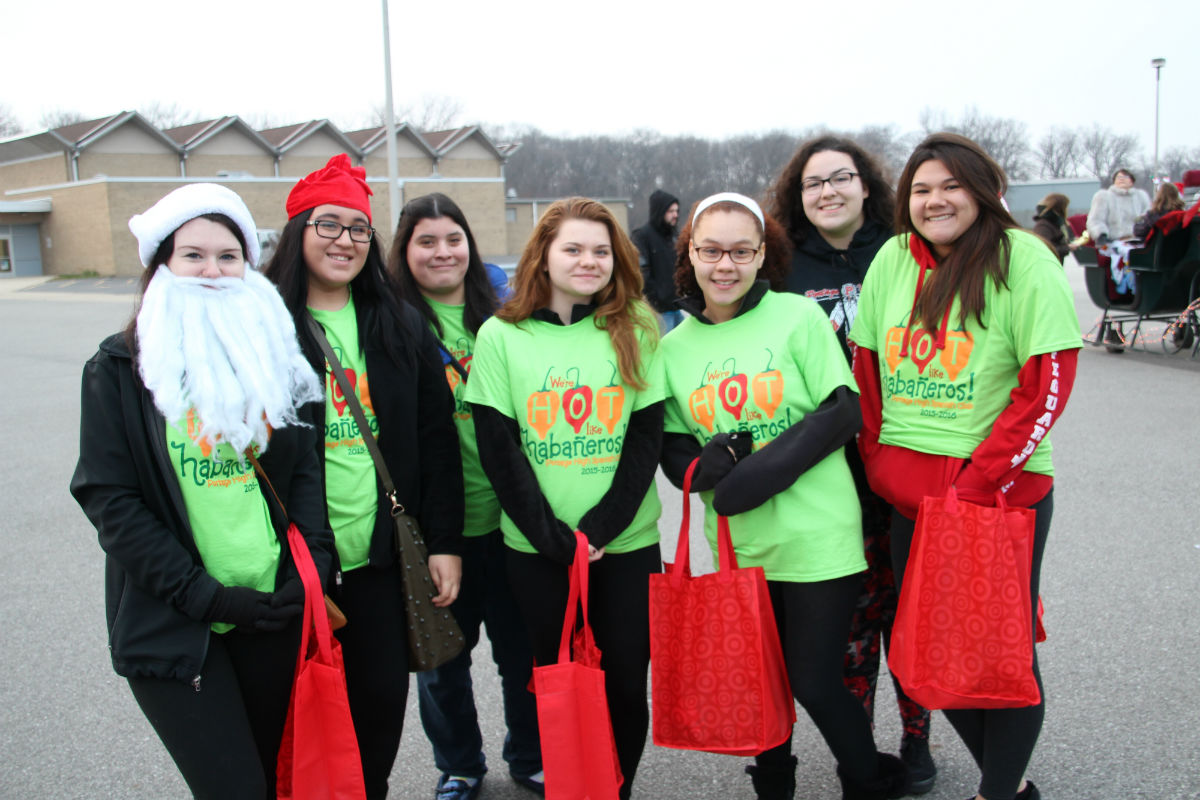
[421,126,509,161]
[343,123,438,159]
[164,116,276,155]
[258,119,360,156]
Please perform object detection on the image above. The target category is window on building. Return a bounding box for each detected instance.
[505,208,517,223]
[0,238,12,272]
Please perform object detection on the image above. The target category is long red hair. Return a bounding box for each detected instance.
[499,197,657,389]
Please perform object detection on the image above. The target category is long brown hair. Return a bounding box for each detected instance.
[896,132,1018,331]
[1151,182,1185,215]
[498,197,657,389]
[672,200,792,298]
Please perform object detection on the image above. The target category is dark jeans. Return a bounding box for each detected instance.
[890,490,1053,800]
[844,490,933,741]
[417,530,541,780]
[334,563,410,800]
[756,573,880,783]
[127,621,300,800]
[506,542,661,800]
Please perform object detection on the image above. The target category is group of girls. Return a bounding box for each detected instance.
[73,129,1080,800]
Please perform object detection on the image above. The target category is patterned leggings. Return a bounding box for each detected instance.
[843,491,932,741]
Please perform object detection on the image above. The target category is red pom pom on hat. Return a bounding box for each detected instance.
[286,153,373,222]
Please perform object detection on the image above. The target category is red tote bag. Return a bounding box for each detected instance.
[649,459,795,756]
[277,524,367,800]
[890,487,1041,710]
[532,530,623,800]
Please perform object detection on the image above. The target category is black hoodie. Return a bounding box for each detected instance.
[783,219,891,361]
[630,189,680,313]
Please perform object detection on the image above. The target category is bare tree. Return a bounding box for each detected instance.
[139,101,202,129]
[38,108,87,130]
[242,111,288,131]
[0,103,22,137]
[851,124,913,179]
[1035,128,1083,178]
[372,94,464,131]
[1158,146,1200,182]
[917,106,1030,179]
[1079,125,1140,186]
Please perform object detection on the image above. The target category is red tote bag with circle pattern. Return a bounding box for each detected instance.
[890,487,1041,710]
[649,459,795,755]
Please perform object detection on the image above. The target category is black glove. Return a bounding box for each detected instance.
[206,583,303,632]
[691,431,753,491]
[1097,233,1111,247]
[265,579,305,630]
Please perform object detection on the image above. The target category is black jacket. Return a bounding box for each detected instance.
[630,189,680,313]
[783,220,891,361]
[70,334,334,682]
[298,298,464,565]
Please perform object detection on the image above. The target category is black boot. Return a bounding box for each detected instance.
[744,755,797,800]
[900,736,937,795]
[836,752,910,800]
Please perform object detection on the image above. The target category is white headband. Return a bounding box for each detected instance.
[129,183,261,269]
[692,192,765,230]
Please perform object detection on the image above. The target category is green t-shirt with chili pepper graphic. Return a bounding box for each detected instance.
[427,297,502,538]
[662,290,865,583]
[309,296,377,571]
[465,312,665,555]
[165,414,278,634]
[848,231,1082,475]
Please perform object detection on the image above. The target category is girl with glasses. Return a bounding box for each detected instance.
[659,192,908,800]
[850,133,1082,800]
[388,193,543,800]
[464,197,664,800]
[767,137,938,793]
[264,155,465,799]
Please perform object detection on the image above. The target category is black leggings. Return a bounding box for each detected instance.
[506,543,660,800]
[756,573,880,782]
[890,491,1053,800]
[127,622,300,800]
[333,563,410,800]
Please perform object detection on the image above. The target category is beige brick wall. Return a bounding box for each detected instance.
[185,153,277,177]
[35,182,115,275]
[391,181,507,257]
[277,155,346,179]
[361,155,435,179]
[436,157,502,178]
[0,154,69,193]
[78,152,182,178]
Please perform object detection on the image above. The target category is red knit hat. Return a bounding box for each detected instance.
[286,154,373,222]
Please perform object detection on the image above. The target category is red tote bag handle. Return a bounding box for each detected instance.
[287,524,334,668]
[669,458,739,589]
[557,530,599,667]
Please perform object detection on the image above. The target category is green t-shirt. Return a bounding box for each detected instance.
[310,295,378,570]
[662,290,865,582]
[849,231,1083,476]
[464,310,664,554]
[427,297,501,537]
[166,413,278,634]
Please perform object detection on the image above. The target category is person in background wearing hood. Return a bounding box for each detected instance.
[1086,168,1150,245]
[851,133,1082,800]
[631,189,683,331]
[1032,193,1075,265]
[71,184,333,797]
[264,155,465,799]
[766,136,937,794]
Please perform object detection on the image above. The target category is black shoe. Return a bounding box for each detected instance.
[745,755,797,800]
[1105,324,1125,353]
[1015,780,1041,800]
[900,737,937,795]
[837,752,909,800]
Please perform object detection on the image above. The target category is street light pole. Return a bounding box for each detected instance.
[1151,57,1166,181]
[381,0,400,236]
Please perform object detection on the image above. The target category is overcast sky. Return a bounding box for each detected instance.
[6,0,1196,160]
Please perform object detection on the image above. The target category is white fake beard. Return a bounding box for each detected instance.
[135,265,324,454]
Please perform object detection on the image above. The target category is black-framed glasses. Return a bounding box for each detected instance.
[800,171,859,195]
[692,244,761,264]
[306,219,375,243]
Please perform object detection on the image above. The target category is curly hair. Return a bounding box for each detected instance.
[672,199,792,300]
[499,197,657,389]
[765,134,895,246]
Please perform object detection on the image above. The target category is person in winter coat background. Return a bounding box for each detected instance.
[1086,168,1150,245]
[766,135,938,794]
[631,189,683,331]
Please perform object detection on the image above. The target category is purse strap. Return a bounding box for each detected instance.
[304,314,406,516]
[438,342,469,382]
[670,458,738,588]
[558,530,599,666]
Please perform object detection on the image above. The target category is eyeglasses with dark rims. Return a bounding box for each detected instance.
[691,244,761,264]
[305,219,376,243]
[800,171,859,196]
